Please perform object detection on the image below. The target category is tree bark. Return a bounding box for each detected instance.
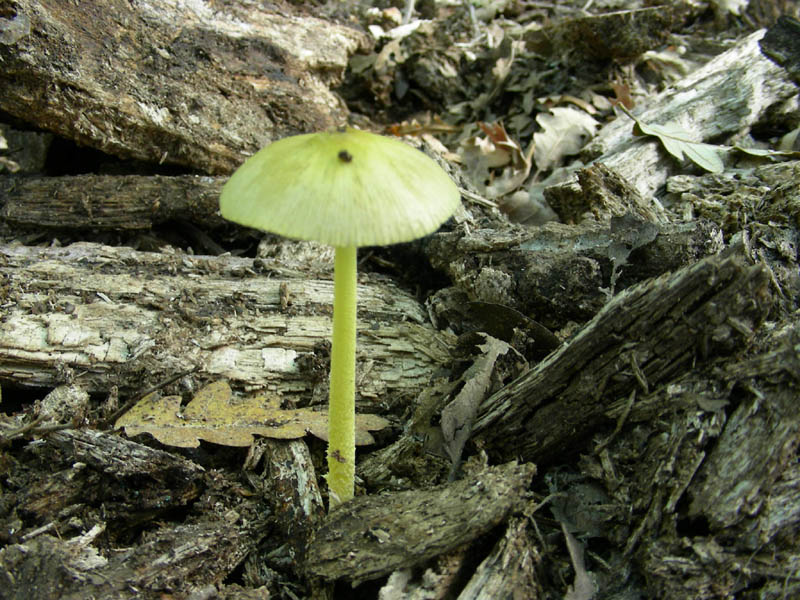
[471,247,773,466]
[305,461,535,584]
[0,0,370,174]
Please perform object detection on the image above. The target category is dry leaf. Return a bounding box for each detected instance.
[622,107,798,171]
[732,144,800,160]
[633,120,724,173]
[458,122,533,199]
[386,115,460,138]
[460,122,517,170]
[779,126,800,152]
[479,122,523,163]
[116,380,389,448]
[533,107,598,172]
[537,94,598,115]
[712,0,749,16]
[441,335,512,476]
[562,523,597,600]
[640,48,693,82]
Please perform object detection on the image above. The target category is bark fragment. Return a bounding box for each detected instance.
[0,174,225,231]
[428,217,724,330]
[547,30,799,214]
[305,461,535,584]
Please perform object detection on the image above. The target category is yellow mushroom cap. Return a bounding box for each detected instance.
[219,127,461,247]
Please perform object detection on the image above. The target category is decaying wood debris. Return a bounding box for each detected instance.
[0,241,453,406]
[546,28,799,217]
[306,461,535,584]
[472,247,773,464]
[1,1,800,599]
[0,0,369,174]
[0,174,226,233]
[0,429,261,598]
[428,215,726,330]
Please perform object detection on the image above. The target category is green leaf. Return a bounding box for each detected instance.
[623,107,725,173]
[732,145,800,159]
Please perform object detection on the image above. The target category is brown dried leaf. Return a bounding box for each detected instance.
[116,380,389,448]
[441,335,512,471]
[460,122,533,199]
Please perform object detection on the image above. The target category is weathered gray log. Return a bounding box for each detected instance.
[0,0,370,174]
[0,174,225,231]
[471,248,773,466]
[546,29,799,218]
[305,461,535,584]
[0,242,454,408]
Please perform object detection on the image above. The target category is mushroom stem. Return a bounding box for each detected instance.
[327,245,357,507]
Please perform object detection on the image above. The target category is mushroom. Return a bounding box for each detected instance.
[220,127,460,507]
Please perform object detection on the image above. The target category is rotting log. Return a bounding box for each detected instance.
[0,174,225,232]
[428,216,724,330]
[0,0,370,174]
[0,242,454,409]
[471,247,773,466]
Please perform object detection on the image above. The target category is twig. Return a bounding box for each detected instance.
[100,368,197,428]
[0,415,46,445]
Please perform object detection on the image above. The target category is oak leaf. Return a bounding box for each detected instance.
[116,380,389,448]
[533,107,598,172]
